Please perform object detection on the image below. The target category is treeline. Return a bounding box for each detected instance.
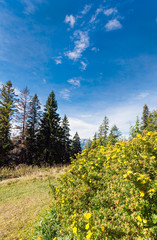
[83,104,157,150]
[0,81,81,167]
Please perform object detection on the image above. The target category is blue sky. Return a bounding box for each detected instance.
[0,0,157,138]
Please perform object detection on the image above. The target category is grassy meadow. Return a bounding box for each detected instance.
[0,166,67,240]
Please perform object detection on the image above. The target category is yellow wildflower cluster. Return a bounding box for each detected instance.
[52,131,157,239]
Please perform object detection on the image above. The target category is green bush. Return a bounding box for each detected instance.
[42,131,157,239]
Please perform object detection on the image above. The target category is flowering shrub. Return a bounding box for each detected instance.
[51,131,157,239]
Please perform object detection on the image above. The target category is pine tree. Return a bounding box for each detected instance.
[61,115,71,163]
[129,116,141,139]
[98,116,109,146]
[108,125,121,145]
[91,132,98,149]
[38,90,62,165]
[0,81,15,166]
[141,104,150,130]
[26,94,41,165]
[71,132,81,157]
[148,110,157,131]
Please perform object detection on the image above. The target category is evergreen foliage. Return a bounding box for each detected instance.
[37,90,62,165]
[108,124,121,145]
[141,104,150,130]
[0,81,15,166]
[129,116,141,139]
[98,116,109,146]
[61,115,71,163]
[26,94,41,165]
[71,132,82,157]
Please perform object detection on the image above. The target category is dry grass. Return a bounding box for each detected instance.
[0,165,68,240]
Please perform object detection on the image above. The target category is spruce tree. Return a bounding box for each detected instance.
[0,81,15,166]
[61,115,71,163]
[108,125,121,145]
[26,94,41,165]
[71,132,81,157]
[148,110,157,132]
[98,116,109,146]
[129,116,141,139]
[38,90,62,165]
[141,104,150,130]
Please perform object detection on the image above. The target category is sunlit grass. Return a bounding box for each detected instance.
[0,165,68,240]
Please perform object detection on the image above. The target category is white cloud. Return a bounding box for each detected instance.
[89,7,104,23]
[80,61,87,71]
[67,78,80,87]
[135,92,149,100]
[69,117,98,139]
[65,14,76,28]
[43,78,46,83]
[91,47,99,52]
[105,19,122,31]
[104,8,117,16]
[53,56,62,65]
[21,0,44,15]
[60,89,70,100]
[22,0,36,15]
[65,30,89,61]
[81,4,92,15]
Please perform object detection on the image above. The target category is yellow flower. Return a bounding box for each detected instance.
[73,227,77,234]
[62,200,65,204]
[85,223,89,230]
[101,226,105,231]
[137,215,142,222]
[143,219,147,223]
[123,174,127,178]
[84,213,92,220]
[53,238,57,240]
[140,191,145,197]
[86,231,92,239]
[148,188,156,193]
[37,237,42,240]
[82,175,85,179]
[142,180,146,184]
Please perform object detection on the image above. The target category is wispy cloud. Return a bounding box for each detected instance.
[135,92,149,100]
[43,78,46,84]
[104,8,118,16]
[21,0,44,15]
[69,117,98,139]
[65,30,89,60]
[105,19,122,31]
[81,4,92,15]
[67,77,80,87]
[22,0,36,15]
[53,56,62,65]
[89,6,104,23]
[60,88,70,100]
[65,14,76,28]
[91,47,99,52]
[80,61,87,71]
